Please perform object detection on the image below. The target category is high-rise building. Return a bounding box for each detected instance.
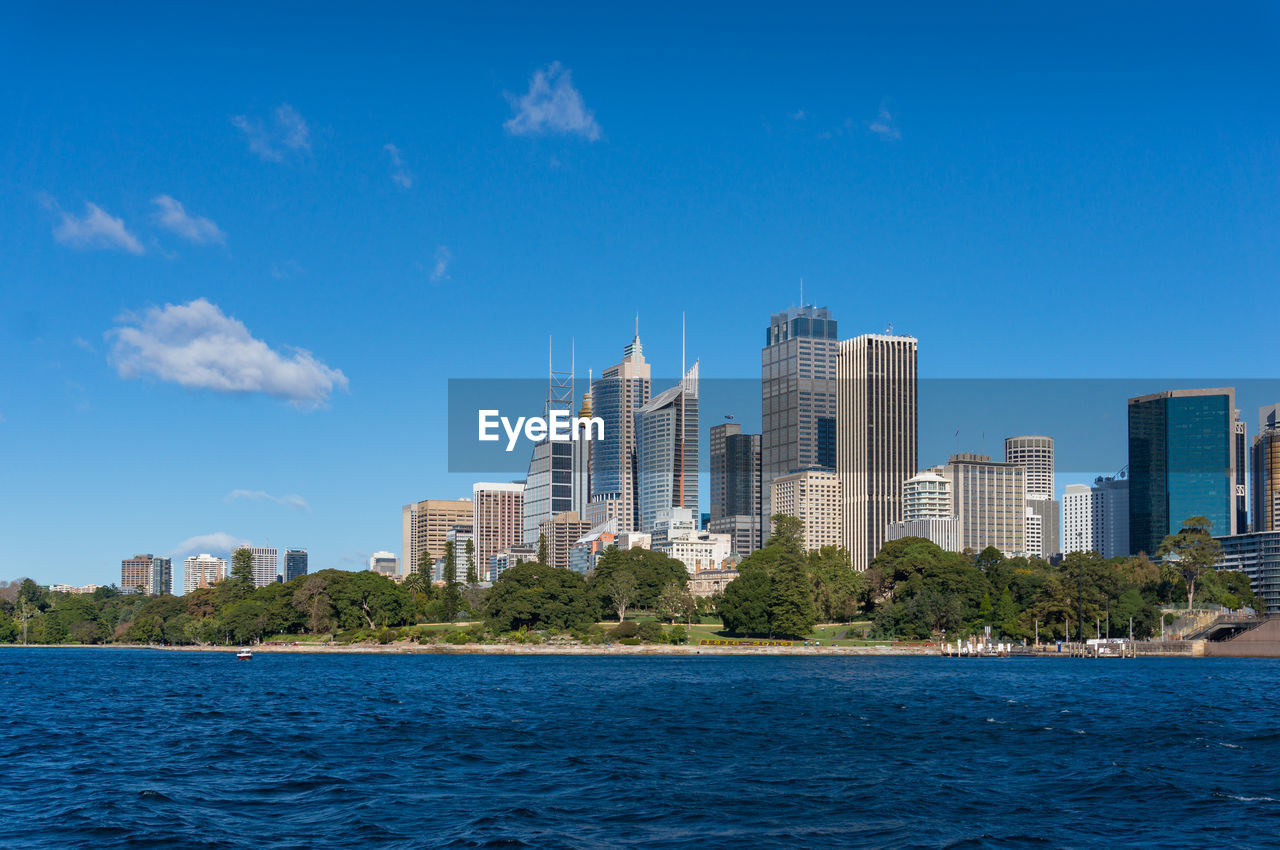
[473,482,524,583]
[836,333,918,569]
[1128,388,1238,556]
[1004,436,1059,558]
[1252,405,1280,533]
[761,305,839,538]
[635,363,699,532]
[183,553,227,594]
[1063,477,1130,558]
[770,468,842,551]
[709,423,763,555]
[149,557,173,596]
[1215,531,1280,614]
[538,511,593,571]
[402,498,474,576]
[121,554,153,594]
[588,327,651,532]
[886,470,961,553]
[368,551,399,577]
[283,549,308,582]
[1004,436,1055,500]
[1235,411,1249,534]
[524,438,576,546]
[902,471,953,520]
[246,547,278,588]
[943,453,1026,556]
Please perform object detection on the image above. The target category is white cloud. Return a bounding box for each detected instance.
[431,245,451,282]
[107,298,349,407]
[868,105,901,140]
[225,489,311,512]
[152,195,226,244]
[790,109,807,120]
[170,532,250,557]
[384,143,413,189]
[45,198,144,254]
[504,62,601,141]
[232,103,311,161]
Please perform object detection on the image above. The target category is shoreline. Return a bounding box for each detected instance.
[1,641,938,656]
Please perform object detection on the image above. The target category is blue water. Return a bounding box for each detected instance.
[2,650,1279,848]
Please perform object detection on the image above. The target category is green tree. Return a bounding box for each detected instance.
[655,580,694,623]
[465,538,478,585]
[229,547,256,598]
[601,570,638,622]
[769,546,816,637]
[439,541,463,622]
[484,562,596,632]
[808,545,867,622]
[590,547,688,613]
[537,533,548,566]
[720,568,771,635]
[1157,516,1223,610]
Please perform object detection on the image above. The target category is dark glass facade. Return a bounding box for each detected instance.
[723,432,760,518]
[284,549,308,582]
[1128,391,1233,557]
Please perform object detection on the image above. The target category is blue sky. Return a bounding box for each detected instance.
[3,2,1279,587]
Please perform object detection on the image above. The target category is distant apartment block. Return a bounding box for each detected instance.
[183,553,227,594]
[538,511,593,571]
[473,482,524,582]
[569,519,617,574]
[885,517,961,553]
[1064,477,1130,558]
[943,453,1026,556]
[245,547,278,588]
[1216,531,1280,615]
[121,554,171,595]
[1005,435,1060,557]
[368,551,399,577]
[402,498,474,576]
[771,468,842,551]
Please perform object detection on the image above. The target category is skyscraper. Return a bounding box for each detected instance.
[836,333,918,569]
[635,363,699,532]
[183,553,227,594]
[473,482,525,582]
[149,557,173,596]
[1004,436,1060,558]
[402,498,474,576]
[538,511,593,571]
[284,549,308,582]
[588,327,651,532]
[121,554,153,594]
[522,343,580,546]
[943,453,1026,556]
[709,423,762,555]
[1253,404,1280,533]
[1063,477,1130,558]
[761,305,838,538]
[247,547,278,588]
[1128,388,1237,556]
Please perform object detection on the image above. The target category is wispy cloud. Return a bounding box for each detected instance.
[383,143,413,189]
[270,260,303,280]
[431,245,451,282]
[170,532,250,557]
[232,103,311,162]
[225,489,311,512]
[43,197,144,255]
[790,109,807,120]
[504,62,601,141]
[107,298,349,408]
[868,104,901,140]
[152,195,225,244]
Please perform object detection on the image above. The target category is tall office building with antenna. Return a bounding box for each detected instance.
[587,320,652,533]
[523,339,580,546]
[760,300,839,540]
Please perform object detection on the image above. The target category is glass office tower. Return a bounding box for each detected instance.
[1128,388,1236,557]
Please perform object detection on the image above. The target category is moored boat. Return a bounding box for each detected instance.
[236,649,253,660]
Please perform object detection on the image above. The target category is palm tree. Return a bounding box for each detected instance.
[403,571,426,605]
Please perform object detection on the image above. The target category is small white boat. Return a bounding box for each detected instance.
[236,649,253,660]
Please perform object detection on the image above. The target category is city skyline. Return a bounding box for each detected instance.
[6,3,1280,584]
